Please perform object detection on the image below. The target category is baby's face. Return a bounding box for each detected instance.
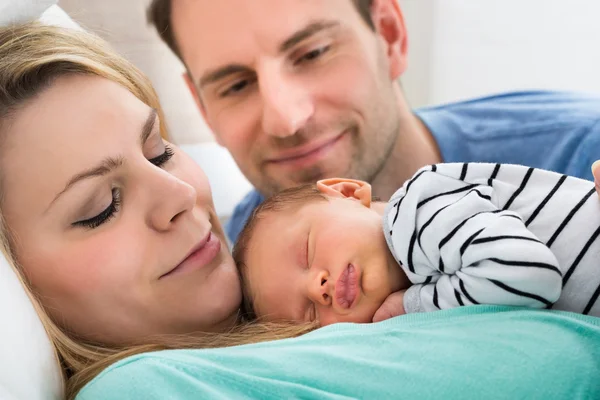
[244,197,404,326]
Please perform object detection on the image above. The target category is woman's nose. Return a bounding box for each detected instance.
[308,270,332,306]
[147,171,197,231]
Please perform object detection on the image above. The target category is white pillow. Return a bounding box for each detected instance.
[0,258,63,400]
[179,142,253,222]
[39,4,83,31]
[0,0,57,25]
[0,3,80,400]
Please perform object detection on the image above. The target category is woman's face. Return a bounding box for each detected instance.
[0,74,241,344]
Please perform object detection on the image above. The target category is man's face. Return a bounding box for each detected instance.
[172,0,408,197]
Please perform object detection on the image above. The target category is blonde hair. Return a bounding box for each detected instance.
[0,23,315,400]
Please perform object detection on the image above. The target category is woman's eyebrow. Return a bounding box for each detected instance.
[46,156,124,213]
[46,108,157,213]
[140,108,158,145]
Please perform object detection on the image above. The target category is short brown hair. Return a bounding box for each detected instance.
[232,184,328,320]
[148,0,375,62]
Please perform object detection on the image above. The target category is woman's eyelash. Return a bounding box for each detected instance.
[148,145,174,168]
[73,147,173,230]
[73,188,121,229]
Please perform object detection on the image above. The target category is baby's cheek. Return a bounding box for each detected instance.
[358,301,383,322]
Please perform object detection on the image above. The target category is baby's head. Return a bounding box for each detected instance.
[233,179,405,326]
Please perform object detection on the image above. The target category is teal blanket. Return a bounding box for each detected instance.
[78,306,600,399]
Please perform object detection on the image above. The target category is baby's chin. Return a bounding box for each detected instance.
[317,306,383,327]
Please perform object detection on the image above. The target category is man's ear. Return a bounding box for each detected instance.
[182,71,225,146]
[371,0,409,80]
[316,178,372,207]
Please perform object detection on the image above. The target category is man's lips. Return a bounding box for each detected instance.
[266,131,347,164]
[160,232,220,279]
[335,264,360,309]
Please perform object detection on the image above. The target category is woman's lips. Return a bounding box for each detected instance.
[335,264,359,309]
[160,232,221,279]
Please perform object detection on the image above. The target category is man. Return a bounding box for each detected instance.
[148,0,600,243]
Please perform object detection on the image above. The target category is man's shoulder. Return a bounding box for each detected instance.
[416,90,600,136]
[416,90,600,179]
[226,190,264,244]
[417,90,600,116]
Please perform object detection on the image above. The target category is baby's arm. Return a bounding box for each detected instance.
[372,290,407,322]
[383,164,563,314]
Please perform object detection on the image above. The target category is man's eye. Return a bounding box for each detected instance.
[296,45,330,65]
[220,79,253,97]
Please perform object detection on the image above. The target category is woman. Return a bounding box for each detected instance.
[0,22,311,398]
[0,23,598,400]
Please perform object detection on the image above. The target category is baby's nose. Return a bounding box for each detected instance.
[309,270,332,306]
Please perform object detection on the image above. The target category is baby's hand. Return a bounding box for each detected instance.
[593,161,600,195]
[372,289,408,323]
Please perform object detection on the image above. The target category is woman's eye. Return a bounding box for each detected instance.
[73,188,121,229]
[148,145,174,168]
[296,45,330,65]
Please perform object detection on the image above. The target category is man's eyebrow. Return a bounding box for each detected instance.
[279,20,340,53]
[197,20,339,89]
[198,64,250,89]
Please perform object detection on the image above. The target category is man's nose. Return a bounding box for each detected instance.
[308,269,332,306]
[259,67,314,138]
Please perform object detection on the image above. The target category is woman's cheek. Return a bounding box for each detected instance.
[55,229,144,294]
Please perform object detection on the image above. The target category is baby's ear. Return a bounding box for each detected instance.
[316,178,372,207]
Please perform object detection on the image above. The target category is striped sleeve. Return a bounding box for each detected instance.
[383,164,563,313]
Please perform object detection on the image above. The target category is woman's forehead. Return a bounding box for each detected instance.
[0,75,151,213]
[6,75,148,146]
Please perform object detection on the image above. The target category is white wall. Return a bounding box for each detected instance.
[417,0,600,107]
[58,0,213,145]
[398,0,436,108]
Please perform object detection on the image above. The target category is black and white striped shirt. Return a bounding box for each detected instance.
[383,163,600,317]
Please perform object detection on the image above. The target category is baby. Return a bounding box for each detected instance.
[233,163,600,325]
